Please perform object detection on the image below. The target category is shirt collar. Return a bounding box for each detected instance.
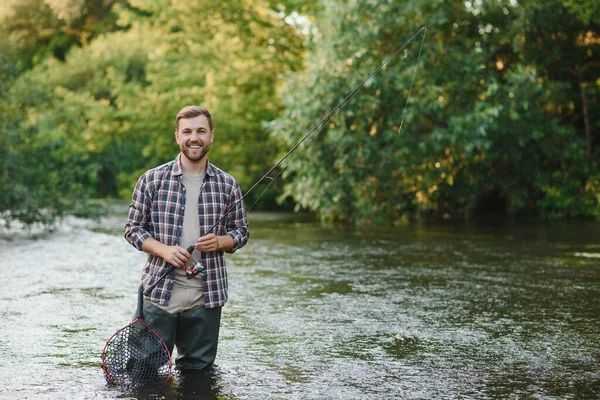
[174,153,216,177]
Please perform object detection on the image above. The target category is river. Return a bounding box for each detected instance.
[0,207,599,399]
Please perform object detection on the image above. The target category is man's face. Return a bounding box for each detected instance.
[175,115,214,163]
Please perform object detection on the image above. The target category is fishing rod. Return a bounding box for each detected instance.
[148,25,427,286]
[247,25,427,203]
[244,26,428,211]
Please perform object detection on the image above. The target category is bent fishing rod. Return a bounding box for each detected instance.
[147,26,427,289]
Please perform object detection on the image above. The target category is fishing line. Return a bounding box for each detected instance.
[398,26,427,133]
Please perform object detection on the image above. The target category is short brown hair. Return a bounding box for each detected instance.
[175,106,213,131]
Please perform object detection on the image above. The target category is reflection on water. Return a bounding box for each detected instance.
[0,210,599,399]
[118,369,221,400]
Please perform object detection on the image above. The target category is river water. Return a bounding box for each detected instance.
[0,207,598,399]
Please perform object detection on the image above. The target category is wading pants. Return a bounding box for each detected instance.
[142,300,222,370]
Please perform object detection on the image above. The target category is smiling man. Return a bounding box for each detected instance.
[125,105,249,371]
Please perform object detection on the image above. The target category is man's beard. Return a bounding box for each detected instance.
[181,142,210,162]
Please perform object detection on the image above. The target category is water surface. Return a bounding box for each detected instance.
[0,210,598,399]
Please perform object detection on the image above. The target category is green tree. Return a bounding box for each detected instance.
[272,0,599,223]
[1,0,307,226]
[0,0,130,68]
[0,43,98,226]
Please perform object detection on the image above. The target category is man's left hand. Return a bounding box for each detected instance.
[194,233,220,252]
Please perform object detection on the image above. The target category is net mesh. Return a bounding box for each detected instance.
[102,319,172,385]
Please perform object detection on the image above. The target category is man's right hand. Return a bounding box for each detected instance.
[141,238,191,268]
[160,245,192,268]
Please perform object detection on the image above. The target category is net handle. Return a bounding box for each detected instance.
[136,286,145,319]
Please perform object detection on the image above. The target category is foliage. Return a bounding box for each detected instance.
[271,0,599,223]
[0,43,95,226]
[0,0,306,226]
[0,0,127,68]
[0,0,598,227]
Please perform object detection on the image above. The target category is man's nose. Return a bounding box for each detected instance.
[191,131,203,141]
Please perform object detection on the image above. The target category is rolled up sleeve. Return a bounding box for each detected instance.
[125,174,153,251]
[225,183,249,253]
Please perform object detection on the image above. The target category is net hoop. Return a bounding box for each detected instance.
[101,316,173,385]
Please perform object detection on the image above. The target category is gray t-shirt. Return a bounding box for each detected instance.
[175,169,207,289]
[153,168,207,313]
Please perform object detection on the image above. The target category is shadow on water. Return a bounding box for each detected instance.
[0,210,599,399]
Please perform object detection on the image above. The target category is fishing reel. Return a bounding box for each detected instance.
[185,260,206,279]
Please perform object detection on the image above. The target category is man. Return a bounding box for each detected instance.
[125,105,249,370]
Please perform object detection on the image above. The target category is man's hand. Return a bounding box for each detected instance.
[194,233,234,252]
[194,233,220,253]
[160,245,192,268]
[141,237,191,268]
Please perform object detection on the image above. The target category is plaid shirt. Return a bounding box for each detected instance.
[125,154,249,308]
